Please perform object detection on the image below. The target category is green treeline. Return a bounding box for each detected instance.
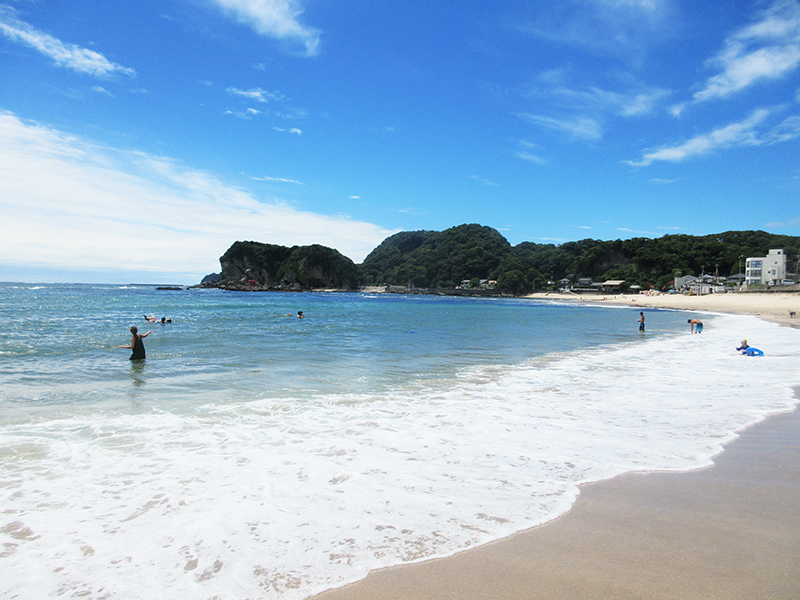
[359,224,800,293]
[213,224,799,293]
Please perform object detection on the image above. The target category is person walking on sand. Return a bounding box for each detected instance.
[638,312,645,332]
[688,318,703,334]
[120,326,151,360]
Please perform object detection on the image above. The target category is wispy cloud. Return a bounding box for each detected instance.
[513,140,549,165]
[470,175,498,186]
[517,113,603,141]
[227,87,284,103]
[273,127,302,135]
[626,108,800,166]
[517,0,673,53]
[0,7,135,77]
[225,108,262,119]
[514,151,549,165]
[0,112,394,279]
[251,175,305,185]
[690,0,800,105]
[208,0,321,56]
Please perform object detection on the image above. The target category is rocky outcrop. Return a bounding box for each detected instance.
[208,241,360,291]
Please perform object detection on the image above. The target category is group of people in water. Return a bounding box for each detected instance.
[121,310,305,360]
[638,311,764,356]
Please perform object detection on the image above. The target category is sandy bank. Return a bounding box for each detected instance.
[525,291,800,327]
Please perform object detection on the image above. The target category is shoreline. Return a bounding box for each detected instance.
[523,290,800,328]
[311,294,800,600]
[313,399,800,600]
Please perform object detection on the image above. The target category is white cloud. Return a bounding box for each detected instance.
[0,112,394,281]
[693,0,800,103]
[620,89,672,115]
[517,0,672,52]
[626,108,800,166]
[252,175,305,185]
[0,8,135,77]
[273,127,302,135]
[225,109,261,119]
[517,112,603,140]
[227,87,284,103]
[514,151,549,165]
[208,0,321,56]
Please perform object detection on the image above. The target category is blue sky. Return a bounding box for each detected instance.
[1,0,799,283]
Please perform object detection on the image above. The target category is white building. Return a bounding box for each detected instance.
[745,249,786,287]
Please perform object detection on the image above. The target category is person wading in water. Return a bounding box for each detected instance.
[120,326,152,360]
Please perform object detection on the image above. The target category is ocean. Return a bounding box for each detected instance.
[1,283,799,599]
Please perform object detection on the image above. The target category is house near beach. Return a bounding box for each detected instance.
[601,280,626,292]
[745,249,786,287]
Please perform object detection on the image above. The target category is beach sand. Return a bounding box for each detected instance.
[525,290,800,327]
[312,292,800,600]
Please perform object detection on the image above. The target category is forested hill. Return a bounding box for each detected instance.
[208,225,799,293]
[359,224,800,292]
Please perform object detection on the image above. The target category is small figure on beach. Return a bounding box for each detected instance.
[119,326,151,360]
[638,312,645,332]
[297,311,304,318]
[688,318,703,333]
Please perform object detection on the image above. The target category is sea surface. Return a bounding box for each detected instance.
[1,283,799,599]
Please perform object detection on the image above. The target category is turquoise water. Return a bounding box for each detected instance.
[1,284,685,412]
[1,283,799,600]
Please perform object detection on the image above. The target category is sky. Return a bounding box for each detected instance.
[1,0,799,284]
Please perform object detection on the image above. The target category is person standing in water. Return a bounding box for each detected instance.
[120,326,151,360]
[638,312,645,332]
[688,318,703,333]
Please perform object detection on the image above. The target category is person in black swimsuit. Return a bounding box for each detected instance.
[119,326,151,360]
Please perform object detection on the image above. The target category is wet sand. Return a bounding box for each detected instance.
[312,293,800,600]
[313,402,800,600]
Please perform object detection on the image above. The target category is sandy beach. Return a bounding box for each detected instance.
[526,290,800,327]
[312,292,800,600]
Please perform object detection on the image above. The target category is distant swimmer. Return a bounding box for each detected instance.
[638,312,645,332]
[297,311,304,318]
[688,318,703,334]
[145,315,171,323]
[120,326,151,360]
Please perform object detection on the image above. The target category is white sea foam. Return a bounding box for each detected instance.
[1,313,799,599]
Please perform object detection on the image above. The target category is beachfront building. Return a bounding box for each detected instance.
[745,249,786,287]
[601,280,626,292]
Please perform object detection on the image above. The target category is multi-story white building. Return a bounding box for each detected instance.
[745,249,786,287]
